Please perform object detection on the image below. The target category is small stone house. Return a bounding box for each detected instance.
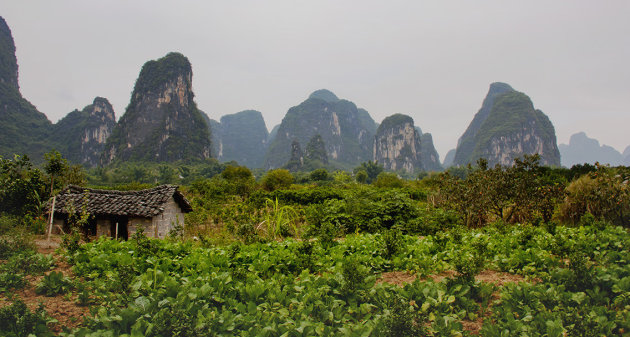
[48,185,193,239]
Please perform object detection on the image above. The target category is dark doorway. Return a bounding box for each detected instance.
[110,216,129,240]
[85,217,97,237]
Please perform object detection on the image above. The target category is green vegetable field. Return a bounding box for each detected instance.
[11,224,621,336]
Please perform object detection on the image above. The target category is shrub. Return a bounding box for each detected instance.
[1,252,53,275]
[309,168,329,182]
[221,165,256,196]
[341,258,370,296]
[381,296,427,337]
[36,271,72,296]
[381,229,404,259]
[261,169,294,191]
[0,300,53,337]
[355,170,368,183]
[560,167,630,225]
[0,228,35,259]
[373,172,405,188]
[0,272,26,292]
[404,207,461,235]
[60,231,81,254]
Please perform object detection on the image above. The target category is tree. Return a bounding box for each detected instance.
[158,165,177,184]
[432,155,566,227]
[354,161,384,184]
[221,165,256,196]
[309,168,329,182]
[44,150,67,196]
[373,172,404,188]
[261,169,294,191]
[560,165,629,225]
[0,155,48,217]
[355,170,368,184]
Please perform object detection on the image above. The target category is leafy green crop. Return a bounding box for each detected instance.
[36,271,72,296]
[55,222,630,335]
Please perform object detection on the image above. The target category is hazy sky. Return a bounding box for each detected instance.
[3,1,629,158]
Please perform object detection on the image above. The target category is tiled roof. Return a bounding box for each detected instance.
[49,185,192,218]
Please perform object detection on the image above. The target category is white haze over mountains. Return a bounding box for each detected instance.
[2,1,629,159]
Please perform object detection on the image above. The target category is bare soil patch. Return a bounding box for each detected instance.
[34,235,62,255]
[377,271,417,286]
[1,238,90,333]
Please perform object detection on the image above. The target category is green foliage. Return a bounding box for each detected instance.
[0,271,26,292]
[1,251,53,276]
[354,161,384,184]
[309,168,329,182]
[340,257,372,297]
[60,231,81,254]
[0,228,35,259]
[305,189,420,236]
[404,207,461,235]
[0,154,48,217]
[54,222,630,335]
[560,165,630,225]
[381,295,427,337]
[220,165,256,196]
[35,271,72,296]
[261,169,294,191]
[373,172,404,188]
[433,154,566,227]
[44,150,67,187]
[381,229,404,259]
[0,300,54,337]
[261,198,300,239]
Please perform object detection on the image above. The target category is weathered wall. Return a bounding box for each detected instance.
[96,218,112,237]
[151,198,185,238]
[128,217,153,237]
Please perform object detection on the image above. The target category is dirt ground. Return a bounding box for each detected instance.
[0,236,90,333]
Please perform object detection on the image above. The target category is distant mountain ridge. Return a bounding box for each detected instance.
[559,132,628,167]
[2,17,591,172]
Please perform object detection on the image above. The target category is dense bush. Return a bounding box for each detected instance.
[0,300,53,336]
[248,187,345,207]
[433,155,566,227]
[373,172,405,188]
[0,228,35,259]
[306,189,421,235]
[560,166,629,225]
[261,169,294,191]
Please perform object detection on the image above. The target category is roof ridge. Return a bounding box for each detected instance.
[63,184,177,196]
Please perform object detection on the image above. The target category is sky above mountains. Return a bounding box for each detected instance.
[2,1,629,158]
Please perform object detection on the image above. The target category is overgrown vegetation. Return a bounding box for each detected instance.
[1,151,629,335]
